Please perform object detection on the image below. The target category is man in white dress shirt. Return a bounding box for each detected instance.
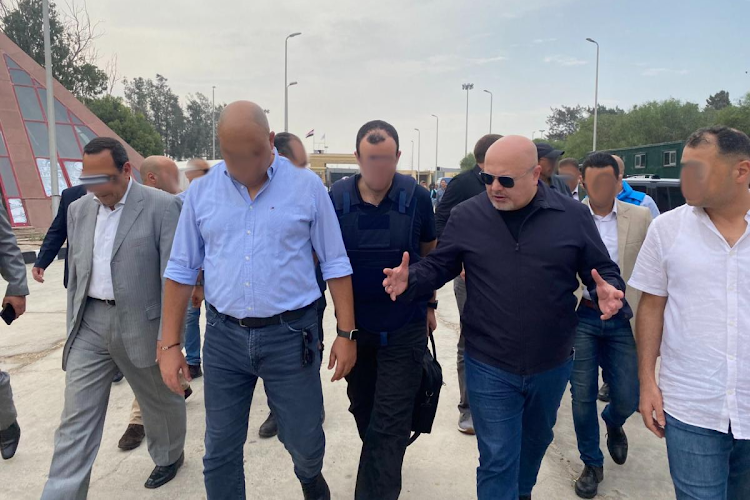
[631,126,750,500]
[570,153,652,498]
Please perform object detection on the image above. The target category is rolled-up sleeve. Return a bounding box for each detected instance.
[628,221,667,297]
[310,180,352,281]
[164,190,204,285]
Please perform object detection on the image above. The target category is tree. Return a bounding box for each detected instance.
[545,105,585,142]
[85,96,163,157]
[706,90,731,111]
[0,0,108,99]
[183,93,213,159]
[460,153,476,171]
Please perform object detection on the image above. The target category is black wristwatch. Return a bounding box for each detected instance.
[336,327,358,341]
[427,301,439,310]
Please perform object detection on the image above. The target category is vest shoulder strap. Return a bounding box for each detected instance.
[331,176,359,214]
[388,173,418,214]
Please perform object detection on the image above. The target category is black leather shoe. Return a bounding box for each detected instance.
[259,412,278,438]
[112,370,124,384]
[0,420,20,460]
[606,424,628,465]
[597,383,610,402]
[118,424,145,451]
[144,452,184,489]
[184,386,193,400]
[301,474,330,500]
[188,364,202,379]
[575,465,604,499]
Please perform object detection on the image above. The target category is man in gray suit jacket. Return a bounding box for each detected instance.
[42,138,186,499]
[0,203,29,461]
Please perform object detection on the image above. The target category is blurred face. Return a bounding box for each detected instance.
[583,165,619,209]
[185,162,210,183]
[440,180,447,189]
[82,151,131,208]
[539,156,557,182]
[680,139,748,207]
[356,132,401,192]
[287,138,308,167]
[220,124,275,187]
[558,164,581,192]
[145,162,180,195]
[483,157,541,211]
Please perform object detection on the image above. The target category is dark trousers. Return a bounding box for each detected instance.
[346,320,427,500]
[202,305,324,499]
[465,353,573,500]
[570,306,639,467]
[453,277,470,416]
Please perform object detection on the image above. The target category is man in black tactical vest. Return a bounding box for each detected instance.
[330,120,437,500]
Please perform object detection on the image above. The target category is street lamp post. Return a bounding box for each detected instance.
[43,0,59,216]
[586,37,600,151]
[539,129,545,140]
[431,114,439,184]
[414,128,421,182]
[212,85,216,160]
[532,131,537,140]
[285,32,302,132]
[462,83,474,155]
[483,89,493,134]
[411,140,414,170]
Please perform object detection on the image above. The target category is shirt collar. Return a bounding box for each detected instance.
[221,149,279,184]
[94,178,133,209]
[588,199,618,219]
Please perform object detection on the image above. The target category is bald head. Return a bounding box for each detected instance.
[141,155,180,195]
[612,155,626,192]
[483,135,542,211]
[218,101,275,188]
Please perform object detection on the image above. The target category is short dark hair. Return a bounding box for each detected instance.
[356,120,399,156]
[558,157,581,172]
[581,152,619,178]
[686,125,750,160]
[473,134,503,164]
[83,137,129,171]
[274,132,301,161]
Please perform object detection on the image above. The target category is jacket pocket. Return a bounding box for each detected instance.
[145,304,161,321]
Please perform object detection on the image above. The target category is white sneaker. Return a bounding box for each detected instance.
[458,413,475,435]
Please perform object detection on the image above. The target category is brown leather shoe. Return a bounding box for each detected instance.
[118,424,145,451]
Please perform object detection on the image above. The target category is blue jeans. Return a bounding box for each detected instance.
[202,305,325,499]
[570,306,639,467]
[184,302,202,366]
[665,413,750,500]
[465,352,573,500]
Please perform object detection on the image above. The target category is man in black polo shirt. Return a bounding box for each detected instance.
[435,133,501,435]
[383,135,627,500]
[536,142,573,197]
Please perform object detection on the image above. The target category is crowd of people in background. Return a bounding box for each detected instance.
[0,99,747,500]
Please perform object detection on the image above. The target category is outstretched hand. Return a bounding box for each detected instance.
[383,252,410,301]
[592,269,624,320]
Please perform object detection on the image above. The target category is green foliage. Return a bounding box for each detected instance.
[460,153,476,171]
[85,96,163,157]
[706,90,731,111]
[1,0,108,99]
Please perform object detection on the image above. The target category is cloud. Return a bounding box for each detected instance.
[470,55,508,65]
[543,55,588,66]
[533,38,558,44]
[641,68,689,77]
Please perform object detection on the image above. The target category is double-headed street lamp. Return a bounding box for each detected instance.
[586,37,600,151]
[462,83,474,156]
[285,32,302,132]
[483,89,493,134]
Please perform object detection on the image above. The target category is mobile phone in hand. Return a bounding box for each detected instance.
[1,303,16,325]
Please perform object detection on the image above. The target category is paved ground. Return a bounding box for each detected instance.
[0,260,676,499]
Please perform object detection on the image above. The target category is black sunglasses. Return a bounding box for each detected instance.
[479,165,536,188]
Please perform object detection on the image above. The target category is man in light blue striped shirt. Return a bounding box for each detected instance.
[159,101,356,500]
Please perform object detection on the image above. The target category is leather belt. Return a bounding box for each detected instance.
[88,297,116,306]
[208,303,313,328]
[580,298,597,310]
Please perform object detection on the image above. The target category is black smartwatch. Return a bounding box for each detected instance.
[427,301,439,310]
[336,327,358,341]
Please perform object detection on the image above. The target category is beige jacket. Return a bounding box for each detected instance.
[579,198,652,329]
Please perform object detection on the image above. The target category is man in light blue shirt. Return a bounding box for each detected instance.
[159,101,356,500]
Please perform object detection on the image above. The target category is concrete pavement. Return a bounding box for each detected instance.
[0,260,675,499]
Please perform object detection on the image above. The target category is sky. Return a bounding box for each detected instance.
[84,0,750,171]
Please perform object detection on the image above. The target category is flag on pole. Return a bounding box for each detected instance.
[321,133,326,141]
[305,129,314,138]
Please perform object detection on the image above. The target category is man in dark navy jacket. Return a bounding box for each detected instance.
[32,184,87,288]
[383,135,627,500]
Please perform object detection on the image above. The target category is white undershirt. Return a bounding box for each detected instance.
[583,202,618,301]
[88,180,133,301]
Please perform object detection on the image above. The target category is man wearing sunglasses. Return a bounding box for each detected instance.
[383,135,628,500]
[330,120,437,500]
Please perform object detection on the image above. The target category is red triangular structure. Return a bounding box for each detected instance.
[0,31,144,228]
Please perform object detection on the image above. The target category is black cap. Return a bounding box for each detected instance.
[535,142,564,160]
